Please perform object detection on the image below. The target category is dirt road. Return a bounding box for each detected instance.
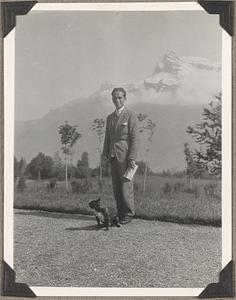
[14,209,221,288]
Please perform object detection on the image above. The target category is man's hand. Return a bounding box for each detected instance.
[128,159,136,169]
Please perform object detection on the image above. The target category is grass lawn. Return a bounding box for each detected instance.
[14,175,221,226]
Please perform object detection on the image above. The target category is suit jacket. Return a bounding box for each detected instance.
[102,107,139,162]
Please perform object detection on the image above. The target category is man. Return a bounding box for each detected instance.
[102,87,139,225]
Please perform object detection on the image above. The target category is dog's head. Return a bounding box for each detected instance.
[89,198,101,210]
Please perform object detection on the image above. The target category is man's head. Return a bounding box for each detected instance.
[111,87,126,110]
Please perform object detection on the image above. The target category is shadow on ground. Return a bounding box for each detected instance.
[65,224,106,231]
[15,209,93,221]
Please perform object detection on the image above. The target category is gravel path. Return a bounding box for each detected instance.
[14,209,221,288]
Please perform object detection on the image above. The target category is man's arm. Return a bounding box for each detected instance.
[127,112,139,165]
[102,117,110,159]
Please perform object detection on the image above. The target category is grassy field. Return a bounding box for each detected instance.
[14,175,221,226]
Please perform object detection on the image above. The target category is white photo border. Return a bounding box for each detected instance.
[4,2,232,297]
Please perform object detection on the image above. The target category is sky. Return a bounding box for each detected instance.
[15,10,221,121]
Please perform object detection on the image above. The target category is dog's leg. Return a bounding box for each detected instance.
[102,208,110,230]
[96,216,101,226]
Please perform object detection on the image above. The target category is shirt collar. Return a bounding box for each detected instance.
[115,105,125,116]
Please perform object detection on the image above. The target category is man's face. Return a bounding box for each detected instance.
[112,91,126,110]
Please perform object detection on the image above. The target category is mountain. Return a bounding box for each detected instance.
[15,52,221,172]
[92,51,221,104]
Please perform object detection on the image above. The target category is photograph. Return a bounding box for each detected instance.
[2,1,233,297]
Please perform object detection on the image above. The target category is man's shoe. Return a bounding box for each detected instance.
[120,216,132,225]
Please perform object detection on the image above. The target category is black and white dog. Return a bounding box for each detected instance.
[89,198,121,230]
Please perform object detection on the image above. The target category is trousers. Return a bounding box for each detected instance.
[110,157,135,218]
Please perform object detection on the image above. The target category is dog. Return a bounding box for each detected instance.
[89,198,121,230]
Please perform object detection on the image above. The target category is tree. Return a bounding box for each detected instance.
[27,152,54,180]
[186,94,221,176]
[14,156,27,191]
[184,143,195,189]
[184,143,206,189]
[58,121,82,191]
[53,151,63,168]
[91,155,110,178]
[136,160,153,176]
[137,113,157,193]
[14,156,19,181]
[159,170,171,178]
[172,170,186,179]
[14,156,27,180]
[92,118,105,181]
[76,152,90,179]
[183,143,204,189]
[52,151,64,180]
[17,177,26,192]
[18,157,27,175]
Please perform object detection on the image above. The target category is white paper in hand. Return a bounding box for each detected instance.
[123,164,138,181]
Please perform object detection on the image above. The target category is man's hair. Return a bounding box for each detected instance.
[111,87,126,98]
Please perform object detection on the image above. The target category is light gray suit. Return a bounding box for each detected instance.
[102,107,139,218]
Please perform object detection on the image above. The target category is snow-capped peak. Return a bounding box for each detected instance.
[94,51,221,101]
[153,51,220,76]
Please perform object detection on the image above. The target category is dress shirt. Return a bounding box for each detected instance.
[115,105,125,116]
[111,106,125,157]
